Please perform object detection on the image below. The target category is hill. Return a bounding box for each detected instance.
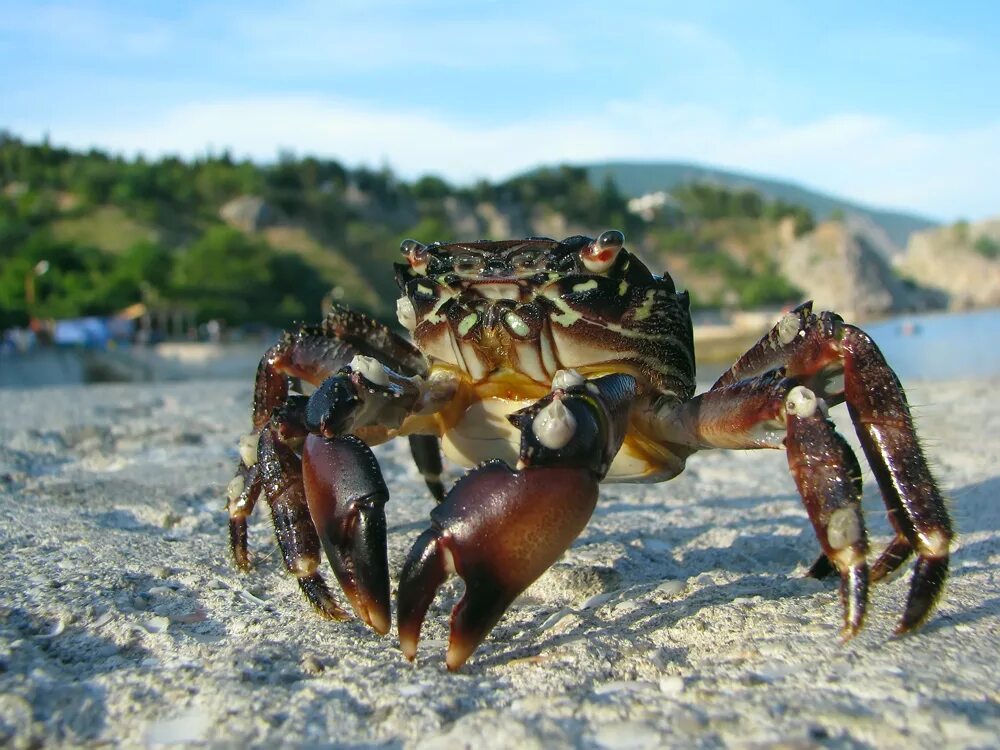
[4,133,988,336]
[581,161,937,250]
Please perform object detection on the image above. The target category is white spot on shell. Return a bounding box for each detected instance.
[350,354,389,386]
[532,398,577,449]
[226,475,245,502]
[572,279,598,292]
[785,386,818,418]
[633,289,657,321]
[551,368,586,391]
[239,432,259,467]
[504,311,531,337]
[827,507,862,550]
[396,296,416,331]
[776,312,801,346]
[457,312,478,336]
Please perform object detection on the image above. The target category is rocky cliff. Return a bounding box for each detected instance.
[896,219,1000,309]
[780,220,940,319]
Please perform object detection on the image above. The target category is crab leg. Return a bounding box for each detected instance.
[408,434,446,502]
[397,373,636,670]
[708,304,952,633]
[656,373,871,635]
[256,426,350,621]
[228,305,429,569]
[840,326,951,631]
[226,305,463,630]
[784,386,869,636]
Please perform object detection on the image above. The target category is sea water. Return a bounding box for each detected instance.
[864,307,1000,381]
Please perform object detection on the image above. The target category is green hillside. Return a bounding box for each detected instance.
[1,133,829,331]
[582,161,937,249]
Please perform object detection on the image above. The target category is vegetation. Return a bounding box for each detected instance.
[0,132,814,331]
[973,235,1000,260]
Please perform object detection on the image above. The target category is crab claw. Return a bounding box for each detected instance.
[301,434,391,635]
[397,460,599,670]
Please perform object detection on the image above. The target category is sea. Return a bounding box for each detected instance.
[863,307,1000,381]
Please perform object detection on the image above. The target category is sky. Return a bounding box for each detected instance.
[1,0,998,221]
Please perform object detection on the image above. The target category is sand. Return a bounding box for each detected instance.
[0,376,998,748]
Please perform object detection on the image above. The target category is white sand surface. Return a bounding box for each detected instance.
[0,376,998,748]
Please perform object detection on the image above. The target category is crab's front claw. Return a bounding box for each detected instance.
[301,434,391,635]
[398,460,599,671]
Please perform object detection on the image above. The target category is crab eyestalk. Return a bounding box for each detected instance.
[400,238,429,274]
[580,229,625,272]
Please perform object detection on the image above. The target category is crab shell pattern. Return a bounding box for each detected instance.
[226,231,952,671]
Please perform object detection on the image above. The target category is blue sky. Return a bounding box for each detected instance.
[2,1,998,220]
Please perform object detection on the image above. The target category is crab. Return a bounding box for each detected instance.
[225,230,952,670]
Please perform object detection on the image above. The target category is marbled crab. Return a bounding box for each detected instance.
[226,230,952,670]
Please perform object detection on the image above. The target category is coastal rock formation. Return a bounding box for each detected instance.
[779,220,928,319]
[896,219,1000,309]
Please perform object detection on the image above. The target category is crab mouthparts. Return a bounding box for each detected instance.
[468,281,522,300]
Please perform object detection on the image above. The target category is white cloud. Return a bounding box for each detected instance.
[21,95,1000,221]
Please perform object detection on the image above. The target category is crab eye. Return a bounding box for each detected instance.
[454,254,484,274]
[400,239,429,274]
[580,229,624,273]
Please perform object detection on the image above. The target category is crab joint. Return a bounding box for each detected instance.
[827,507,863,550]
[226,474,245,502]
[532,398,577,449]
[551,368,586,391]
[785,386,824,419]
[350,355,390,386]
[239,432,260,467]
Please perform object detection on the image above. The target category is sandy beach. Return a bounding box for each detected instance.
[1,375,998,748]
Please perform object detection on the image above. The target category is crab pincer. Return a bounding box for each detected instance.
[397,461,600,670]
[301,433,392,635]
[398,373,634,670]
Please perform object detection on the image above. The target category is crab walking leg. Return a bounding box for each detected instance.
[256,426,350,621]
[252,305,430,429]
[654,373,870,634]
[226,461,261,571]
[226,396,310,569]
[784,386,870,637]
[226,396,307,571]
[408,434,446,502]
[840,326,952,632]
[229,305,429,569]
[301,434,392,634]
[707,304,952,632]
[397,373,637,670]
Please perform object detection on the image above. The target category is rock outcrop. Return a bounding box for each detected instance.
[219,195,275,232]
[896,219,1000,309]
[780,220,933,319]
